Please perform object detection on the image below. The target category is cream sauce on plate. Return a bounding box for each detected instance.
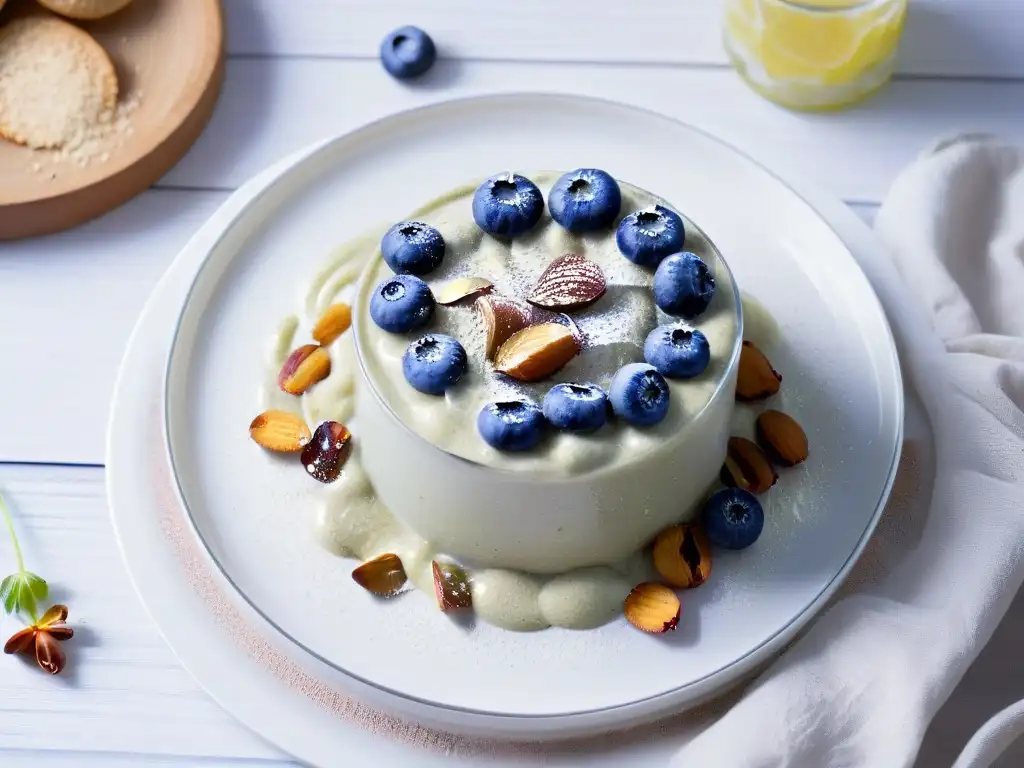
[256,178,777,631]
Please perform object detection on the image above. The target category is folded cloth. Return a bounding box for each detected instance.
[672,136,1024,768]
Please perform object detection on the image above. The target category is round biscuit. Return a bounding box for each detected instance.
[35,0,134,21]
[0,16,118,149]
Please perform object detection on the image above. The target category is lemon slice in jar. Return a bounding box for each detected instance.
[759,0,906,85]
[724,0,766,56]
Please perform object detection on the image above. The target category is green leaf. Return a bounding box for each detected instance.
[25,572,47,602]
[0,572,47,618]
[0,574,17,614]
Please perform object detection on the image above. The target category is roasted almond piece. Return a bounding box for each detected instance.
[301,421,352,483]
[721,436,778,494]
[249,410,312,453]
[476,294,534,359]
[352,553,407,596]
[624,582,680,634]
[652,525,713,589]
[434,277,493,305]
[736,340,782,401]
[432,560,472,612]
[756,410,809,466]
[557,312,586,350]
[528,253,606,312]
[494,322,580,382]
[311,303,352,346]
[279,345,332,395]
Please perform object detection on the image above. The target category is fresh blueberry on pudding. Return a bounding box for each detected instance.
[543,383,609,433]
[609,363,671,426]
[381,221,446,275]
[402,334,467,395]
[352,171,741,572]
[379,25,437,80]
[654,251,716,318]
[644,325,711,379]
[478,400,547,451]
[369,274,434,333]
[547,168,622,232]
[616,205,685,267]
[701,488,765,550]
[472,172,544,237]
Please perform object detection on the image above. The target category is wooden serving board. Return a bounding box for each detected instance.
[0,0,223,240]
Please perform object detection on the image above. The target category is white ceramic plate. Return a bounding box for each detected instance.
[114,94,902,748]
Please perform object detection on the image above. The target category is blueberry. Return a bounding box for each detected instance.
[477,400,546,452]
[472,173,544,238]
[402,334,467,395]
[547,168,622,232]
[608,363,670,426]
[381,221,445,275]
[369,275,434,334]
[380,26,436,80]
[643,325,711,379]
[542,383,609,433]
[701,488,765,550]
[654,252,716,318]
[615,206,685,268]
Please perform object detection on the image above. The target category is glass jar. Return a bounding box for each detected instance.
[723,0,908,111]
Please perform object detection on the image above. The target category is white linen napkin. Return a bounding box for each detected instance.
[672,136,1024,768]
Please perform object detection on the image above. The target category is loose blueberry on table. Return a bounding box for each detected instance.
[701,487,765,550]
[402,334,468,395]
[616,205,685,267]
[472,172,544,237]
[542,383,609,433]
[379,25,437,80]
[369,274,435,333]
[381,221,446,275]
[609,363,671,426]
[547,168,622,232]
[653,251,716,318]
[477,401,547,452]
[644,324,711,379]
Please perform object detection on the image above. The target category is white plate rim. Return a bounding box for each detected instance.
[129,93,903,735]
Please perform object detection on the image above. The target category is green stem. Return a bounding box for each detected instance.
[0,494,25,575]
[0,493,37,623]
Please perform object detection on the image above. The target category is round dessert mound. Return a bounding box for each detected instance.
[354,171,742,476]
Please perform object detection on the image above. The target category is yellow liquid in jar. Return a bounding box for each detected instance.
[723,0,908,110]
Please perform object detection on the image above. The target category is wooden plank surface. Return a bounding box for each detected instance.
[1,0,1023,764]
[1,457,1023,767]
[162,58,1024,203]
[0,466,285,764]
[221,0,1024,79]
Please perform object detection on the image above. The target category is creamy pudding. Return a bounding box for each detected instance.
[354,173,740,475]
[250,169,812,631]
[348,172,742,573]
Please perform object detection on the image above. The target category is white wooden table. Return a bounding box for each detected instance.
[2,2,1023,765]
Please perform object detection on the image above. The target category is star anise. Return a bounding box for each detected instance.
[4,604,73,675]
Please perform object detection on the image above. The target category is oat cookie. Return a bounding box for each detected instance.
[36,0,133,20]
[0,16,118,149]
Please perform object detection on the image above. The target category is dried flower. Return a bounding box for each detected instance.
[1,492,72,675]
[4,604,73,675]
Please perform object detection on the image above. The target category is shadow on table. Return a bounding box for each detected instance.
[898,3,1019,81]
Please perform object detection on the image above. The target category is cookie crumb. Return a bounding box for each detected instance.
[29,88,141,174]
